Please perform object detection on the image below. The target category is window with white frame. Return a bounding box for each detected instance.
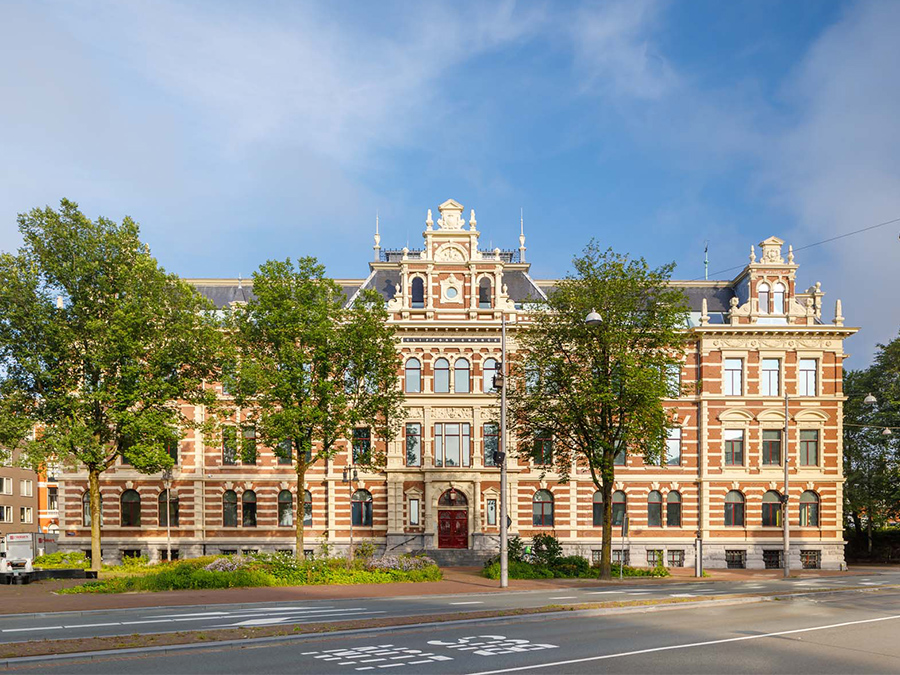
[409,497,420,526]
[0,505,11,522]
[761,358,780,396]
[800,430,819,466]
[482,358,498,393]
[20,479,33,497]
[434,423,471,467]
[724,358,743,396]
[666,363,682,397]
[665,428,682,466]
[758,283,770,314]
[20,506,33,524]
[486,498,497,526]
[772,283,785,314]
[667,549,685,567]
[798,359,817,396]
[724,429,744,466]
[405,423,422,467]
[0,477,11,495]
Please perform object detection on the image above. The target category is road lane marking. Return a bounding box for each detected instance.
[62,622,120,629]
[585,591,623,595]
[548,596,577,600]
[450,601,484,605]
[2,626,63,633]
[466,612,900,674]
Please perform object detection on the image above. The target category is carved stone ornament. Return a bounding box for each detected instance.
[279,481,289,490]
[434,407,472,420]
[436,199,465,230]
[224,481,234,490]
[435,245,467,263]
[758,236,785,264]
[125,481,134,490]
[243,481,253,490]
[439,275,464,302]
[405,407,425,419]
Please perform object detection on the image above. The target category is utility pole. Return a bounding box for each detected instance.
[499,313,509,589]
[783,392,790,578]
[162,468,172,562]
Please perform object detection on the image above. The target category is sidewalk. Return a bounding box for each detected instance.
[0,565,886,616]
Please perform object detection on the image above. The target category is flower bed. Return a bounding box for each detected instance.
[58,552,441,594]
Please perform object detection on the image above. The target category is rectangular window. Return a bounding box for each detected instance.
[763,550,783,569]
[166,441,178,465]
[534,430,553,465]
[352,427,372,464]
[665,428,682,466]
[277,438,293,466]
[0,477,11,495]
[613,444,626,466]
[434,423,471,467]
[724,429,744,466]
[762,430,782,465]
[0,506,11,523]
[222,427,238,465]
[483,423,499,467]
[592,550,602,565]
[761,358,781,396]
[409,498,420,526]
[48,486,58,511]
[666,364,682,397]
[20,479,33,497]
[486,498,497,526]
[725,550,746,569]
[20,507,33,524]
[667,550,685,567]
[724,358,743,396]
[241,426,257,465]
[406,423,422,467]
[646,549,664,566]
[122,549,143,560]
[612,549,630,565]
[800,429,819,466]
[159,549,179,561]
[798,359,818,396]
[220,549,238,556]
[801,550,821,570]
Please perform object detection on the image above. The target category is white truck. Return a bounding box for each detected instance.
[0,532,58,582]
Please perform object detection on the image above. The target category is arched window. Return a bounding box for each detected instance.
[438,488,468,507]
[411,277,425,309]
[647,490,662,527]
[242,490,257,528]
[405,358,421,393]
[278,490,293,527]
[592,490,603,527]
[304,489,313,526]
[666,491,682,527]
[758,283,770,314]
[82,491,102,528]
[223,490,237,527]
[455,358,470,394]
[120,489,141,527]
[434,358,450,393]
[725,490,745,526]
[800,491,819,527]
[762,490,782,527]
[158,489,179,527]
[478,278,492,309]
[532,490,554,527]
[772,282,785,314]
[352,489,373,526]
[612,490,627,527]
[482,358,498,394]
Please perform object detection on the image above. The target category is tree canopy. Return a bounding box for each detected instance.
[0,199,223,570]
[507,242,690,579]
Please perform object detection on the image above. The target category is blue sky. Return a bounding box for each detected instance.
[1,0,898,367]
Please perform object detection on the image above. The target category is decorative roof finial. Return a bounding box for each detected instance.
[834,299,844,326]
[469,208,477,231]
[238,274,243,290]
[788,244,795,264]
[426,209,433,231]
[519,208,527,263]
[749,245,756,263]
[700,297,709,326]
[373,211,381,262]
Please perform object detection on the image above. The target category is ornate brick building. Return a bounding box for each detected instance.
[57,199,856,569]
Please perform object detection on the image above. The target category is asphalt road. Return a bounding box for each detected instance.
[1,569,899,645]
[22,587,900,674]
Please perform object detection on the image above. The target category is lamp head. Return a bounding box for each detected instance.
[585,309,602,326]
[864,393,877,406]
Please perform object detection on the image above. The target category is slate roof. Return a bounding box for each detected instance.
[502,271,546,303]
[190,280,364,308]
[679,285,735,312]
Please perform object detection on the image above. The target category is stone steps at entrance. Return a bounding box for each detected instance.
[424,549,496,568]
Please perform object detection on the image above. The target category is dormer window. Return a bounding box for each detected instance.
[478,278,492,309]
[411,277,425,309]
[772,282,785,314]
[758,283,770,314]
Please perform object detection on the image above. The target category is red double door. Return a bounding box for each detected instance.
[438,510,468,549]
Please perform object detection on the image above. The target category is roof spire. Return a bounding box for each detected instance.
[373,211,381,262]
[518,207,526,262]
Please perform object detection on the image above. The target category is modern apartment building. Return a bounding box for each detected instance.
[56,199,856,569]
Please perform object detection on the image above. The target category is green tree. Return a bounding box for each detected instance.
[844,342,900,554]
[0,200,223,571]
[226,258,404,558]
[507,243,689,579]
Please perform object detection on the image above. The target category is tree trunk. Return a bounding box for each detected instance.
[89,468,102,573]
[599,460,614,580]
[867,515,874,555]
[295,462,307,560]
[851,511,862,539]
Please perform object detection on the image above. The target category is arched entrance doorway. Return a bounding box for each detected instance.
[438,489,468,549]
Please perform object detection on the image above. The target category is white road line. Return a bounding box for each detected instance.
[669,593,696,598]
[149,611,229,618]
[120,619,176,626]
[586,591,624,595]
[465,612,900,675]
[2,626,63,633]
[62,622,120,629]
[548,596,577,600]
[450,601,484,605]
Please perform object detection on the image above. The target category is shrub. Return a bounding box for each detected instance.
[120,554,150,569]
[33,551,90,569]
[530,534,563,566]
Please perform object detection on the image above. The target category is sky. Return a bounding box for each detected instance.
[1,0,898,368]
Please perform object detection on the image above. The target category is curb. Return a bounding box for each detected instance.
[2,585,896,668]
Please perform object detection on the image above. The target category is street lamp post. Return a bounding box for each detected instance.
[498,314,509,588]
[342,467,358,564]
[162,467,173,563]
[783,393,790,578]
